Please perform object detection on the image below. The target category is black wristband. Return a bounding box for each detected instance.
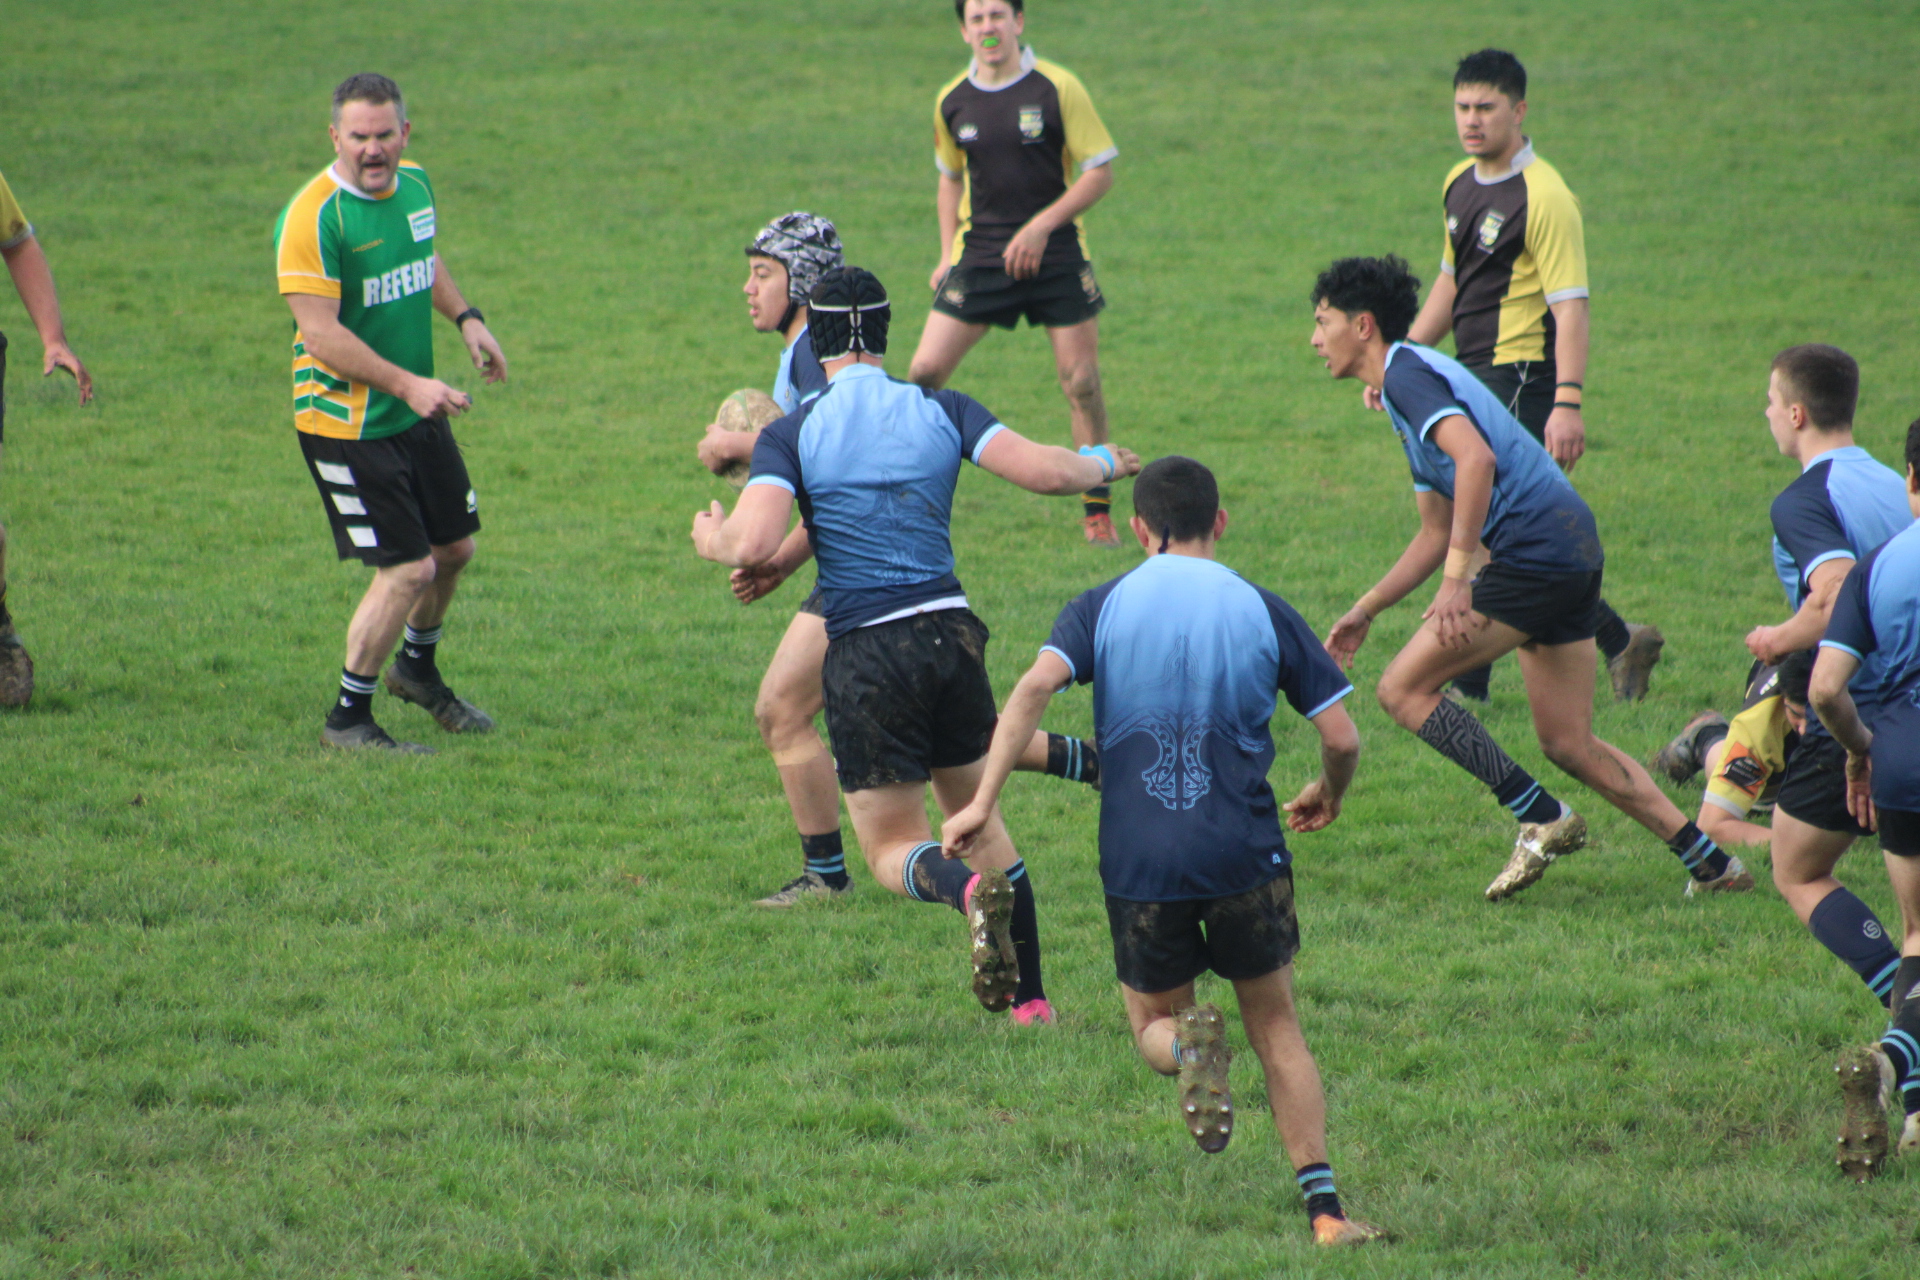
[453,307,485,329]
[1555,380,1583,389]
[1553,401,1582,411]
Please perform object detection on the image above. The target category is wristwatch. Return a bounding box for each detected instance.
[453,307,486,329]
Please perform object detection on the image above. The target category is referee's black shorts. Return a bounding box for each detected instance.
[299,415,480,567]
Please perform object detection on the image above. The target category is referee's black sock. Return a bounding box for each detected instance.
[1006,860,1046,1006]
[800,830,851,891]
[902,841,972,911]
[1594,603,1631,663]
[1083,485,1112,521]
[1045,733,1101,788]
[1807,887,1901,1006]
[326,667,379,729]
[1664,820,1731,881]
[395,623,442,679]
[1416,697,1559,822]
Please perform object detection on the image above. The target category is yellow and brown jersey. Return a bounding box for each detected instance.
[0,170,34,251]
[1440,142,1588,367]
[1703,668,1801,820]
[934,46,1117,271]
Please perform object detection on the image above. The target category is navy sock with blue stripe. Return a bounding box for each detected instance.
[800,830,850,890]
[1664,820,1731,881]
[1808,888,1901,1006]
[1416,697,1560,823]
[1295,1163,1344,1221]
[1885,957,1920,1115]
[902,841,973,911]
[1045,733,1101,789]
[1006,860,1045,1006]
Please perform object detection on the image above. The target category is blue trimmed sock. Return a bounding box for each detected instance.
[1045,733,1101,788]
[903,841,972,911]
[396,623,442,678]
[1808,888,1901,1006]
[1295,1162,1343,1221]
[1883,956,1920,1114]
[800,831,850,891]
[1665,821,1731,881]
[1006,860,1045,1005]
[1494,768,1563,825]
[326,668,378,728]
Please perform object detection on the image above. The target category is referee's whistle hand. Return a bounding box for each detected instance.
[403,375,472,420]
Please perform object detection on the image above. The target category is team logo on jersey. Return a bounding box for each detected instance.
[1105,638,1267,812]
[957,123,979,143]
[1447,215,1459,233]
[1477,210,1506,249]
[1018,105,1044,140]
[408,207,436,243]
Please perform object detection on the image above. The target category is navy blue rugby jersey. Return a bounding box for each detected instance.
[1042,554,1353,903]
[1768,445,1910,609]
[1821,520,1920,810]
[746,363,1006,638]
[771,325,828,415]
[1379,342,1602,575]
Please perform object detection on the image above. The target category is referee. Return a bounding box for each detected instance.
[1403,49,1662,703]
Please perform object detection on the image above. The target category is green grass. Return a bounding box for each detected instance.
[3,0,1920,1275]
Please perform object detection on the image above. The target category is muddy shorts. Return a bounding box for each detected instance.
[931,261,1105,330]
[1777,733,1874,838]
[1471,563,1604,647]
[1106,870,1299,994]
[299,415,480,567]
[821,608,997,792]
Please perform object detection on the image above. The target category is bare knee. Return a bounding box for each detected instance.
[1057,360,1101,407]
[752,687,815,753]
[382,556,439,598]
[907,356,945,389]
[1375,675,1426,731]
[1538,733,1587,777]
[431,537,475,575]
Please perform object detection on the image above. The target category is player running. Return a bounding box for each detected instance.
[1751,348,1912,1011]
[1311,255,1750,900]
[0,166,94,707]
[1811,418,1920,1180]
[692,266,1138,1024]
[1650,651,1813,849]
[699,214,1100,908]
[941,457,1386,1248]
[1396,49,1662,704]
[908,0,1122,547]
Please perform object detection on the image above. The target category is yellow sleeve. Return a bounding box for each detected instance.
[1524,165,1589,303]
[1048,64,1117,172]
[0,171,33,250]
[277,177,341,299]
[933,83,966,178]
[1439,161,1471,274]
[1702,698,1788,817]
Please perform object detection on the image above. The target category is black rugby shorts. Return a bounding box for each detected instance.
[1106,870,1300,994]
[1776,734,1874,838]
[299,415,480,567]
[822,608,997,792]
[932,261,1105,330]
[1470,563,1604,647]
[1879,808,1920,857]
[1466,358,1557,444]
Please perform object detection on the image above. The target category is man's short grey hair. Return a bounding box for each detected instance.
[332,73,406,125]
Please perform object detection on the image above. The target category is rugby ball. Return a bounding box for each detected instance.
[712,388,783,488]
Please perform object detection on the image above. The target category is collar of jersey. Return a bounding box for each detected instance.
[1802,443,1867,472]
[1470,139,1536,186]
[828,362,888,385]
[967,44,1037,92]
[328,163,400,201]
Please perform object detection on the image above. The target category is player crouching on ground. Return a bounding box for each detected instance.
[1310,255,1750,901]
[692,266,1138,1023]
[1651,651,1814,849]
[942,457,1387,1247]
[1810,418,1920,1180]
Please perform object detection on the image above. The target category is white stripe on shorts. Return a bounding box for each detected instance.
[346,525,379,548]
[315,461,356,486]
[330,493,368,516]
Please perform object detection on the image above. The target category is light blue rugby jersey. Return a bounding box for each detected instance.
[1821,519,1920,810]
[746,363,1005,638]
[1043,554,1353,903]
[1380,342,1602,575]
[1768,445,1911,609]
[772,325,829,414]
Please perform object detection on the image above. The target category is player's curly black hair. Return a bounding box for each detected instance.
[1774,648,1815,707]
[1454,49,1526,103]
[1311,256,1422,345]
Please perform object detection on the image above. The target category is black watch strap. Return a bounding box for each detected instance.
[454,307,485,329]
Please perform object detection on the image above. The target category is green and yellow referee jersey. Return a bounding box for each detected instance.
[934,45,1117,271]
[274,161,438,441]
[1440,141,1588,368]
[0,171,33,251]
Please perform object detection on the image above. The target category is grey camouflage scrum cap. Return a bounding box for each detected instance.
[747,212,845,304]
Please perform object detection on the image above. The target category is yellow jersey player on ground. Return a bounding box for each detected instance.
[275,74,507,753]
[1651,652,1813,849]
[906,0,1123,548]
[0,168,93,708]
[1397,49,1663,705]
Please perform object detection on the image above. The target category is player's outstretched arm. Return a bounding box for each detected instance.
[943,652,1071,857]
[1747,557,1851,665]
[1282,701,1360,833]
[691,483,793,568]
[1695,802,1774,849]
[1810,646,1875,831]
[286,293,470,420]
[1326,490,1452,668]
[2,234,91,405]
[976,430,1138,496]
[431,254,507,384]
